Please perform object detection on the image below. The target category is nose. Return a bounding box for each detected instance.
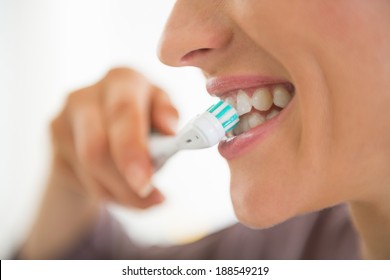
[158,0,232,69]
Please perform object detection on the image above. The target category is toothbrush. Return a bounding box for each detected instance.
[149,100,240,170]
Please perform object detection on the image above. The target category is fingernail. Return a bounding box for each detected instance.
[155,192,165,203]
[126,163,149,195]
[152,192,166,204]
[138,184,154,198]
[166,115,178,133]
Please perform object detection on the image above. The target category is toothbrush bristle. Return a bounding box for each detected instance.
[222,114,239,132]
[207,100,239,132]
[207,100,224,113]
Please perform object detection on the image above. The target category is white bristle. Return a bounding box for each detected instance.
[207,100,240,133]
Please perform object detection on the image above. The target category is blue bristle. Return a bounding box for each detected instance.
[207,100,239,132]
[207,100,224,113]
[215,104,232,119]
[222,114,239,130]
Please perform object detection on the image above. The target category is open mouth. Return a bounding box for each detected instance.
[220,83,294,139]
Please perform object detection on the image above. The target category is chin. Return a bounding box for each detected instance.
[230,185,297,229]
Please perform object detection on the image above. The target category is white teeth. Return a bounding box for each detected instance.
[252,88,273,111]
[223,85,293,136]
[232,112,265,136]
[236,90,252,115]
[248,112,265,128]
[240,114,251,132]
[225,96,236,108]
[266,109,280,120]
[273,86,292,108]
[233,115,250,136]
[233,123,244,136]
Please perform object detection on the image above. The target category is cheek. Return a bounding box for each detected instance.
[225,0,390,228]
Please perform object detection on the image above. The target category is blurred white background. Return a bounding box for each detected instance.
[0,0,236,258]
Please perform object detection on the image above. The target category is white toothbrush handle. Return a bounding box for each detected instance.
[149,112,227,171]
[149,134,178,171]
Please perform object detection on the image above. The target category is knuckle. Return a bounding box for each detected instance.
[106,67,131,77]
[107,98,135,122]
[49,115,65,141]
[66,87,95,109]
[103,68,150,98]
[105,67,143,82]
[65,90,85,110]
[106,99,142,122]
[66,90,82,104]
[49,117,60,136]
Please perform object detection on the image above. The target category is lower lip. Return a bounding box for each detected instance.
[218,100,293,160]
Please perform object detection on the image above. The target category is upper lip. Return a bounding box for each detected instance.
[206,75,290,97]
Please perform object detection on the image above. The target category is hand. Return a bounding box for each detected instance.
[50,68,179,209]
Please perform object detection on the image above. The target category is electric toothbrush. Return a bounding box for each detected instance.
[149,100,239,170]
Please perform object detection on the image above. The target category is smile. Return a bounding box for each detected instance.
[207,76,295,159]
[221,84,294,137]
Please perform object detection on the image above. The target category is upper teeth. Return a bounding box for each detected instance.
[252,88,273,111]
[222,84,293,136]
[225,85,293,116]
[236,90,252,115]
[273,85,292,108]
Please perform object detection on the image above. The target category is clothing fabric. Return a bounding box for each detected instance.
[63,204,361,259]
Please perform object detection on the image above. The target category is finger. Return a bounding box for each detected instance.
[51,108,112,201]
[65,80,164,207]
[64,91,141,205]
[102,72,154,198]
[132,187,165,209]
[68,99,115,200]
[88,153,165,208]
[150,86,179,135]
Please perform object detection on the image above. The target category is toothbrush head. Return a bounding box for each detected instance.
[177,100,239,149]
[207,100,239,133]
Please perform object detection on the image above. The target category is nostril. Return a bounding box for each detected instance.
[181,48,212,63]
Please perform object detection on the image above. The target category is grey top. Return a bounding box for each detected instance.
[62,204,361,260]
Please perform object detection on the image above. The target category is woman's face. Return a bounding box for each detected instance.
[158,0,390,227]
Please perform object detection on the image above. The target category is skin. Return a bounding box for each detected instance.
[20,0,390,259]
[20,69,177,259]
[159,0,390,258]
